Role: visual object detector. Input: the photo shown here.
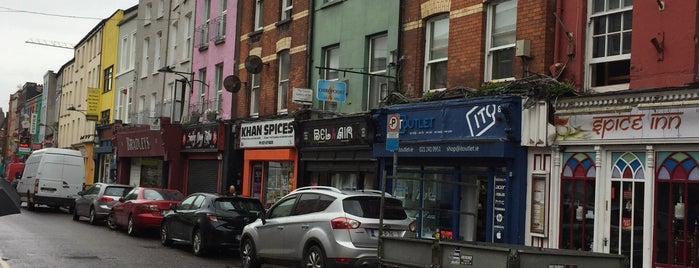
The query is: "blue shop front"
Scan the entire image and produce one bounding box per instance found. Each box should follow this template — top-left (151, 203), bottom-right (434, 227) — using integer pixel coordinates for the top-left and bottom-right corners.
top-left (373, 95), bottom-right (527, 244)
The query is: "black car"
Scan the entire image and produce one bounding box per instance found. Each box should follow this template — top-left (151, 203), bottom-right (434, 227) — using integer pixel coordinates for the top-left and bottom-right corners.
top-left (160, 193), bottom-right (263, 256)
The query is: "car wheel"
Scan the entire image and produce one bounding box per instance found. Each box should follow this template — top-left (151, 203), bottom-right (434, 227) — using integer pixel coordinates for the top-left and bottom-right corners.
top-left (127, 215), bottom-right (138, 236)
top-left (304, 244), bottom-right (326, 268)
top-left (72, 206), bottom-right (80, 221)
top-left (107, 212), bottom-right (118, 230)
top-left (27, 192), bottom-right (35, 211)
top-left (160, 223), bottom-right (173, 246)
top-left (88, 207), bottom-right (98, 225)
top-left (192, 229), bottom-right (206, 256)
top-left (241, 238), bottom-right (261, 268)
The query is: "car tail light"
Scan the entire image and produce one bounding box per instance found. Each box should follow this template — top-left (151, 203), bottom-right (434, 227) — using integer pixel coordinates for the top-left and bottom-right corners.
top-left (34, 180), bottom-right (39, 193)
top-left (409, 220), bottom-right (417, 232)
top-left (98, 196), bottom-right (114, 202)
top-left (331, 217), bottom-right (360, 229)
top-left (207, 214), bottom-right (218, 222)
top-left (334, 258), bottom-right (350, 263)
top-left (139, 204), bottom-right (159, 212)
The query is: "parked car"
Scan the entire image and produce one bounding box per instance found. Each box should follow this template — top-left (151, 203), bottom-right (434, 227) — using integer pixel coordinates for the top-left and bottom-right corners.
top-left (107, 187), bottom-right (184, 236)
top-left (160, 193), bottom-right (263, 256)
top-left (73, 183), bottom-right (133, 225)
top-left (240, 186), bottom-right (416, 268)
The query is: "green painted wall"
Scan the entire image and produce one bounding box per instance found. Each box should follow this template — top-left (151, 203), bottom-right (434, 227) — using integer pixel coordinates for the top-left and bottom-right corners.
top-left (311, 0), bottom-right (400, 114)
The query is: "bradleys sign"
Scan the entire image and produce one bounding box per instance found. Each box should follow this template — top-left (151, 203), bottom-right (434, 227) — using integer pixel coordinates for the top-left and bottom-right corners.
top-left (240, 118), bottom-right (295, 148)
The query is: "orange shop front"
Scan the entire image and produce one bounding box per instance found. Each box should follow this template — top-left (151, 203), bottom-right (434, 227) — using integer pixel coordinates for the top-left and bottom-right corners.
top-left (239, 118), bottom-right (298, 208)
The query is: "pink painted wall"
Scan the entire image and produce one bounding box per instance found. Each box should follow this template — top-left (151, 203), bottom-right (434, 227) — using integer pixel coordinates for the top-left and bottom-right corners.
top-left (191, 0), bottom-right (239, 119)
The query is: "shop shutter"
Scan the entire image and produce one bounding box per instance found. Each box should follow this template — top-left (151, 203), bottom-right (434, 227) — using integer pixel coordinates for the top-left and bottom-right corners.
top-left (187, 160), bottom-right (219, 194)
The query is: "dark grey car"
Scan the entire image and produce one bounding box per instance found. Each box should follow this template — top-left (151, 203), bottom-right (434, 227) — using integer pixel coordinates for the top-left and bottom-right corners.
top-left (73, 183), bottom-right (133, 225)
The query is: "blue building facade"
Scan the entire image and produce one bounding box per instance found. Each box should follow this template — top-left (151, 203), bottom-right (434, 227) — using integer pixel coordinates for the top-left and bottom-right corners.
top-left (373, 95), bottom-right (527, 243)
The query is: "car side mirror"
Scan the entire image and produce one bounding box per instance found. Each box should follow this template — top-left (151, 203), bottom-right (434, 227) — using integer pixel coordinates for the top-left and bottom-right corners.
top-left (77, 191), bottom-right (84, 196)
top-left (258, 211), bottom-right (267, 225)
top-left (118, 197), bottom-right (125, 203)
top-left (170, 204), bottom-right (177, 212)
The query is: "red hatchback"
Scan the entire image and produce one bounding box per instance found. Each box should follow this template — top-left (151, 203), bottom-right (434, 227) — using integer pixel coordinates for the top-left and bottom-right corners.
top-left (107, 187), bottom-right (184, 236)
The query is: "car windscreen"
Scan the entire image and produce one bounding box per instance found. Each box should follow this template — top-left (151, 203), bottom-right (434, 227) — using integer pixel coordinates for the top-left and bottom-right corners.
top-left (342, 197), bottom-right (408, 220)
top-left (143, 189), bottom-right (184, 201)
top-left (215, 198), bottom-right (263, 214)
top-left (104, 186), bottom-right (132, 197)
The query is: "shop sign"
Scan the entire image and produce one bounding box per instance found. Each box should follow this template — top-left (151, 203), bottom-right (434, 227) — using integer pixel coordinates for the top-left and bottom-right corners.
top-left (116, 131), bottom-right (165, 157)
top-left (302, 121), bottom-right (368, 147)
top-left (555, 106), bottom-right (699, 142)
top-left (316, 80), bottom-right (346, 103)
top-left (492, 176), bottom-right (507, 243)
top-left (240, 118), bottom-right (295, 148)
top-left (182, 124), bottom-right (219, 151)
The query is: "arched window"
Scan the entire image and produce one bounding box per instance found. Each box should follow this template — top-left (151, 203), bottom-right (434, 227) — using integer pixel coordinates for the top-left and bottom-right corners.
top-left (559, 152), bottom-right (596, 251)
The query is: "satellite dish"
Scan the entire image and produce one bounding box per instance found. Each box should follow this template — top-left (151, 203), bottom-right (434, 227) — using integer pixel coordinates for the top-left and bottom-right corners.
top-left (245, 55), bottom-right (263, 74)
top-left (223, 75), bottom-right (241, 93)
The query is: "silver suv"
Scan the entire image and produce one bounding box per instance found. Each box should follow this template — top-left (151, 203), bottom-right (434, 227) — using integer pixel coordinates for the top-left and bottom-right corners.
top-left (240, 186), bottom-right (416, 268)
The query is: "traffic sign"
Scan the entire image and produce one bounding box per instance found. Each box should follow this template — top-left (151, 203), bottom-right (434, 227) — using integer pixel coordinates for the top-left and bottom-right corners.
top-left (386, 114), bottom-right (400, 151)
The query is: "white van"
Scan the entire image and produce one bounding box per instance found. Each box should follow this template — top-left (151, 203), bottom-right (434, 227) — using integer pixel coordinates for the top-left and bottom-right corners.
top-left (16, 148), bottom-right (85, 211)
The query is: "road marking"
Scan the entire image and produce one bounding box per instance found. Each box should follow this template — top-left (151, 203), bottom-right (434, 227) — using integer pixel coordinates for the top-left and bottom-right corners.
top-left (0, 258), bottom-right (10, 268)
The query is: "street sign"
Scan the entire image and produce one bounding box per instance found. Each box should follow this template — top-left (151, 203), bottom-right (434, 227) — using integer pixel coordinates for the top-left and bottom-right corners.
top-left (386, 114), bottom-right (400, 151)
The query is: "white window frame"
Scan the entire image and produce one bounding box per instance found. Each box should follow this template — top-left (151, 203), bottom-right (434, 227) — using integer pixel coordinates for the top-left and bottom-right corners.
top-left (277, 50), bottom-right (290, 114)
top-left (485, 0), bottom-right (517, 82)
top-left (144, 3), bottom-right (152, 25)
top-left (150, 93), bottom-right (157, 118)
top-left (198, 68), bottom-right (207, 113)
top-left (168, 21), bottom-right (178, 66)
top-left (367, 34), bottom-right (388, 111)
top-left (281, 0), bottom-right (293, 21)
top-left (585, 0), bottom-right (632, 92)
top-left (157, 0), bottom-right (165, 19)
top-left (154, 31), bottom-right (162, 74)
top-left (183, 12), bottom-right (193, 61)
top-left (254, 0), bottom-right (264, 31)
top-left (141, 37), bottom-right (150, 78)
top-left (129, 31), bottom-right (137, 70)
top-left (214, 63), bottom-right (224, 113)
top-left (424, 15), bottom-right (448, 92)
top-left (218, 0), bottom-right (227, 39)
top-left (119, 35), bottom-right (129, 73)
top-left (322, 45), bottom-right (339, 111)
top-left (250, 73), bottom-right (260, 117)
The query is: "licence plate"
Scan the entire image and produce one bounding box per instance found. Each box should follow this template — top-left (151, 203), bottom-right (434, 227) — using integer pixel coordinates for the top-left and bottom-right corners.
top-left (370, 229), bottom-right (398, 238)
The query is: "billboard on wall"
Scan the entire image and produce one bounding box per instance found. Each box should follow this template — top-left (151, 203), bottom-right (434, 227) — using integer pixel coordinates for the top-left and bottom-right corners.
top-left (86, 88), bottom-right (100, 121)
top-left (239, 118), bottom-right (295, 148)
top-left (555, 106), bottom-right (697, 142)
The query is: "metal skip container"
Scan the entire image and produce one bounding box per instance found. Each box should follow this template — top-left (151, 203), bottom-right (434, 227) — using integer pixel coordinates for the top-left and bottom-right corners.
top-left (380, 237), bottom-right (629, 268)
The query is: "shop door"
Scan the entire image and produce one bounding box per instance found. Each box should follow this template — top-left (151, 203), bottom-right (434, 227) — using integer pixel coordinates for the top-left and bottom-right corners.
top-left (559, 152), bottom-right (597, 251)
top-left (187, 160), bottom-right (219, 194)
top-left (602, 152), bottom-right (647, 268)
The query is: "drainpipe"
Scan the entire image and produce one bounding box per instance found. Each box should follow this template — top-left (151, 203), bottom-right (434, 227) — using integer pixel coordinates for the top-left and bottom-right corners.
top-left (307, 0), bottom-right (315, 91)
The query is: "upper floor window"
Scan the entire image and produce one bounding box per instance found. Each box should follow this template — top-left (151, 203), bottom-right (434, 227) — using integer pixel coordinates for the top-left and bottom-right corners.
top-left (103, 66), bottom-right (114, 93)
top-left (278, 50), bottom-right (290, 114)
top-left (141, 37), bottom-right (150, 78)
top-left (144, 3), bottom-right (152, 25)
top-left (424, 15), bottom-right (448, 92)
top-left (250, 72), bottom-right (260, 116)
top-left (119, 34), bottom-right (131, 73)
top-left (198, 68), bottom-right (207, 113)
top-left (168, 22), bottom-right (178, 66)
top-left (281, 0), bottom-right (293, 21)
top-left (154, 31), bottom-right (163, 73)
top-left (486, 0), bottom-right (516, 81)
top-left (322, 45), bottom-right (339, 111)
top-left (254, 0), bottom-right (264, 31)
top-left (216, 0), bottom-right (227, 40)
top-left (588, 0), bottom-right (632, 90)
top-left (367, 34), bottom-right (388, 110)
top-left (157, 0), bottom-right (165, 18)
top-left (184, 12), bottom-right (193, 60)
top-left (214, 63), bottom-right (224, 113)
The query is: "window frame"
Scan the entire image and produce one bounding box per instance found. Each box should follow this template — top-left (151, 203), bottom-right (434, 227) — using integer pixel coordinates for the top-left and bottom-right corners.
top-left (254, 0), bottom-right (264, 31)
top-left (423, 15), bottom-right (449, 92)
top-left (214, 62), bottom-right (224, 113)
top-left (484, 0), bottom-right (517, 82)
top-left (103, 65), bottom-right (114, 93)
top-left (184, 12), bottom-right (193, 60)
top-left (585, 0), bottom-right (632, 92)
top-left (322, 45), bottom-right (340, 111)
top-left (250, 72), bottom-right (260, 117)
top-left (277, 50), bottom-right (290, 114)
top-left (367, 33), bottom-right (388, 111)
top-left (281, 0), bottom-right (293, 21)
top-left (154, 31), bottom-right (162, 74)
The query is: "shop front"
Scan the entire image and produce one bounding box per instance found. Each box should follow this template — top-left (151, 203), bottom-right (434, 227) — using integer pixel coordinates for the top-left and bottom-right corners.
top-left (94, 123), bottom-right (119, 183)
top-left (180, 122), bottom-right (227, 194)
top-left (552, 87), bottom-right (699, 268)
top-left (298, 114), bottom-right (376, 189)
top-left (114, 119), bottom-right (184, 191)
top-left (373, 95), bottom-right (527, 244)
top-left (239, 118), bottom-right (298, 208)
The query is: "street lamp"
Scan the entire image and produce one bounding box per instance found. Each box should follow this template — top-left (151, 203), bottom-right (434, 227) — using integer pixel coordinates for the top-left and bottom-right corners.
top-left (67, 105), bottom-right (87, 115)
top-left (158, 66), bottom-right (209, 123)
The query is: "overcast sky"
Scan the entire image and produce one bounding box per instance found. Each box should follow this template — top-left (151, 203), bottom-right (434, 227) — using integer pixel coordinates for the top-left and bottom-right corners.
top-left (0, 1), bottom-right (138, 113)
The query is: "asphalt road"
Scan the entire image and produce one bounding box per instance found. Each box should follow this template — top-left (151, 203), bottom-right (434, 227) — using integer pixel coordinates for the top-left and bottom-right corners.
top-left (0, 204), bottom-right (242, 268)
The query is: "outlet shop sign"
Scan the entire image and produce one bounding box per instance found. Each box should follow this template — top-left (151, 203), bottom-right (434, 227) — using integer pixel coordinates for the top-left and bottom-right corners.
top-left (240, 118), bottom-right (295, 148)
